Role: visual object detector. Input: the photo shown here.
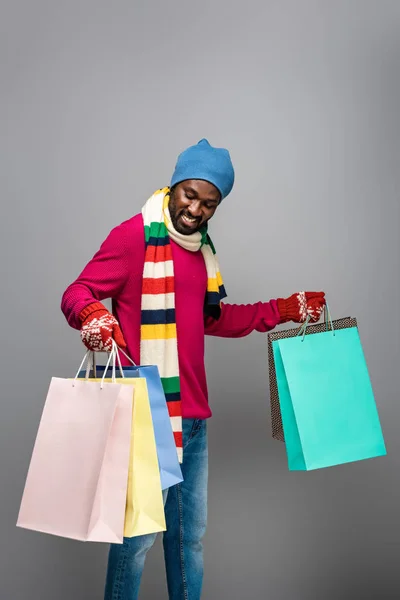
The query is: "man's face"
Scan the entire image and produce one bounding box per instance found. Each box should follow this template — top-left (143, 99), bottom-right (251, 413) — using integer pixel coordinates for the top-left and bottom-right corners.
top-left (168, 180), bottom-right (220, 235)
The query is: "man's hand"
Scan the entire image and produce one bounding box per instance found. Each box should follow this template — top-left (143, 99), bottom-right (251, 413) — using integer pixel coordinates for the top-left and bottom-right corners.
top-left (79, 302), bottom-right (127, 352)
top-left (277, 291), bottom-right (326, 324)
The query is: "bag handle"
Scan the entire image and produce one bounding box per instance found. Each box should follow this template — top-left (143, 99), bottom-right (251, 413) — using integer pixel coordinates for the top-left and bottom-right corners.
top-left (297, 302), bottom-right (335, 341)
top-left (114, 345), bottom-right (137, 367)
top-left (73, 342), bottom-right (130, 388)
top-left (74, 350), bottom-right (92, 383)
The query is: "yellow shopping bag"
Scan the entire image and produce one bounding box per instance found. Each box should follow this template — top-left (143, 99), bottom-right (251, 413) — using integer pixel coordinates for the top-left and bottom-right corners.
top-left (124, 377), bottom-right (166, 537)
top-left (92, 377), bottom-right (166, 537)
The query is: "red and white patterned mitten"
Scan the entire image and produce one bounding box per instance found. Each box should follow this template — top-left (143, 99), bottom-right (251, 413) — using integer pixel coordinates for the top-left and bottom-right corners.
top-left (79, 302), bottom-right (127, 352)
top-left (277, 291), bottom-right (326, 324)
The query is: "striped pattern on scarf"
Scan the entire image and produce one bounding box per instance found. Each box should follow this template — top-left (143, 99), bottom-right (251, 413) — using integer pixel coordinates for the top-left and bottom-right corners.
top-left (141, 187), bottom-right (226, 463)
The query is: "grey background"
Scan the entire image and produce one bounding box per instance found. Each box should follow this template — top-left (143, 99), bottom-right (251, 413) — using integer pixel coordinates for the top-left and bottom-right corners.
top-left (1, 1), bottom-right (399, 598)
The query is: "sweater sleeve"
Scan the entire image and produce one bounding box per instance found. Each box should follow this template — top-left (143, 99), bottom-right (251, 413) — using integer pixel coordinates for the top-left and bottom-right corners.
top-left (204, 300), bottom-right (282, 338)
top-left (61, 222), bottom-right (131, 330)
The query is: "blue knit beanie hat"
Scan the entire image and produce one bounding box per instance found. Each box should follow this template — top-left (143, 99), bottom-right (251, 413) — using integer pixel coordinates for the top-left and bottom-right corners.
top-left (170, 139), bottom-right (234, 201)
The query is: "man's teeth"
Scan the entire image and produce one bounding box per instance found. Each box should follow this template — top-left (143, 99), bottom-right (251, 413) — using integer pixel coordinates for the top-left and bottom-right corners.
top-left (182, 215), bottom-right (196, 224)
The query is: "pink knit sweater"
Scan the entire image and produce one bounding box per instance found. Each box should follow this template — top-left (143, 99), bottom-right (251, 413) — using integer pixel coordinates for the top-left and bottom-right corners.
top-left (61, 214), bottom-right (281, 419)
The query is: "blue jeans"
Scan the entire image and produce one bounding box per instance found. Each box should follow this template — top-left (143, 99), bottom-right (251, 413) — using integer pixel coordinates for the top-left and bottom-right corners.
top-left (104, 418), bottom-right (208, 600)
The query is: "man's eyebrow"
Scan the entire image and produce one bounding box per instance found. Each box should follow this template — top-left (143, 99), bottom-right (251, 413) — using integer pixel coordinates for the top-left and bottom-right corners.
top-left (183, 186), bottom-right (198, 195)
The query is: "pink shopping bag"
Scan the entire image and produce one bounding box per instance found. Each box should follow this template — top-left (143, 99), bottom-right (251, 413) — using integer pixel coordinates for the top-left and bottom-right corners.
top-left (17, 367), bottom-right (134, 543)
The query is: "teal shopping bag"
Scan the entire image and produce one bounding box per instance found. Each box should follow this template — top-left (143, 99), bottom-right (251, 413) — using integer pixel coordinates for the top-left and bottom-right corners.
top-left (272, 320), bottom-right (386, 471)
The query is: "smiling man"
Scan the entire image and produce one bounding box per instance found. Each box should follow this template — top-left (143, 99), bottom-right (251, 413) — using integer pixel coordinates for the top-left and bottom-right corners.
top-left (61, 139), bottom-right (325, 599)
top-left (168, 180), bottom-right (220, 233)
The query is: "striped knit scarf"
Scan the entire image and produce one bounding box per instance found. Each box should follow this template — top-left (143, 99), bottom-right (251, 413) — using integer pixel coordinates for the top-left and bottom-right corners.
top-left (141, 187), bottom-right (226, 463)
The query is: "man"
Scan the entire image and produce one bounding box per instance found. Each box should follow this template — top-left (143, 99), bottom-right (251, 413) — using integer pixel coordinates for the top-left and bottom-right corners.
top-left (61, 139), bottom-right (325, 599)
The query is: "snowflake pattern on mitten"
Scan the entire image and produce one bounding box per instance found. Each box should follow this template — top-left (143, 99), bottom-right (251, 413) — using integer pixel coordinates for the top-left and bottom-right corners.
top-left (278, 291), bottom-right (326, 324)
top-left (80, 312), bottom-right (124, 352)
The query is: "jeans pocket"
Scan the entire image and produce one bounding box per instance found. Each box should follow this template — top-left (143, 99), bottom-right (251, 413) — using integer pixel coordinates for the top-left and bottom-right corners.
top-left (184, 419), bottom-right (202, 448)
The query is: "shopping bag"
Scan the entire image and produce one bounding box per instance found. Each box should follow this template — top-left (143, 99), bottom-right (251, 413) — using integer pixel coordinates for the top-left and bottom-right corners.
top-left (267, 317), bottom-right (358, 441)
top-left (124, 377), bottom-right (166, 537)
top-left (269, 316), bottom-right (386, 470)
top-left (88, 376), bottom-right (166, 537)
top-left (81, 354), bottom-right (183, 491)
top-left (17, 354), bottom-right (134, 542)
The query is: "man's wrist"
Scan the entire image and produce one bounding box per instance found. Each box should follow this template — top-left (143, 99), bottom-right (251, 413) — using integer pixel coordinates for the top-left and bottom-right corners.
top-left (79, 302), bottom-right (108, 325)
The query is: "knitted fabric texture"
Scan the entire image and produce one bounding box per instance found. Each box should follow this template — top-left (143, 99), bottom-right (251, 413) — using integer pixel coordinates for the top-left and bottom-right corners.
top-left (277, 291), bottom-right (325, 323)
top-left (141, 187), bottom-right (226, 463)
top-left (80, 302), bottom-right (127, 351)
top-left (170, 138), bottom-right (234, 200)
